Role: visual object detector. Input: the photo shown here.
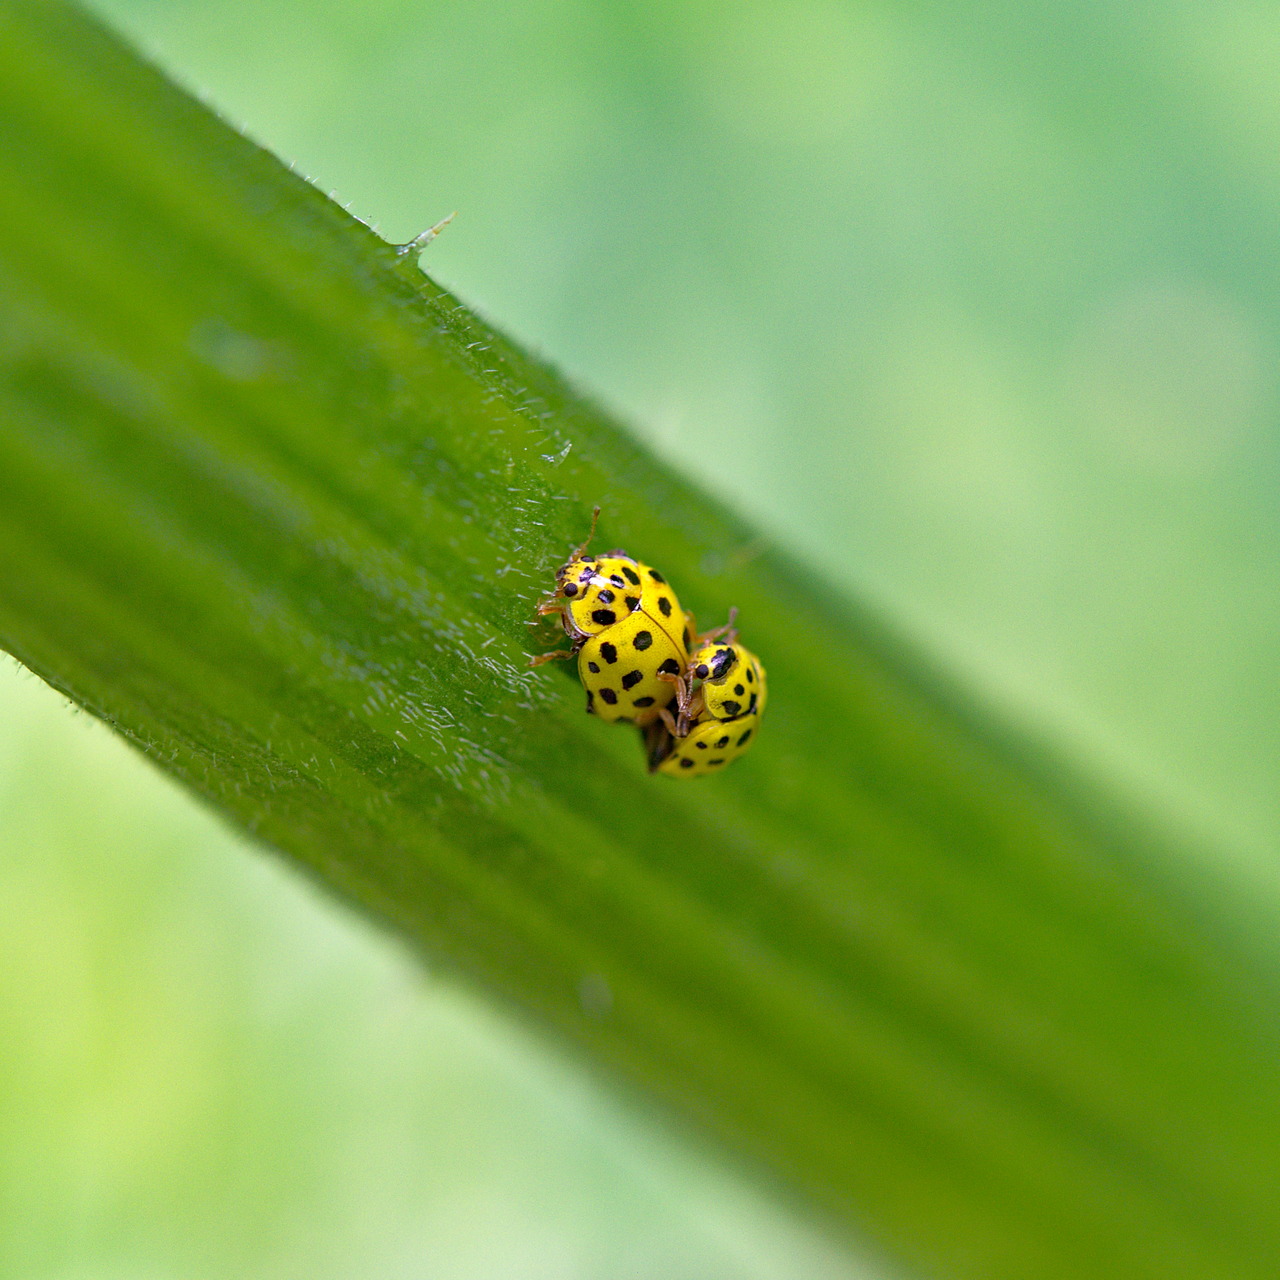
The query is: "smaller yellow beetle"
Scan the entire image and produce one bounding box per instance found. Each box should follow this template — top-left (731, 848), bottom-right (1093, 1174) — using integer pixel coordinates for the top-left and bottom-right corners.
top-left (644, 629), bottom-right (767, 777)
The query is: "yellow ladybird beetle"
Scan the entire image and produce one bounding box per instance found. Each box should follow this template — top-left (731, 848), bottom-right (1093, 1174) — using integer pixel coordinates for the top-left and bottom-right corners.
top-left (532, 508), bottom-right (694, 728)
top-left (644, 631), bottom-right (767, 776)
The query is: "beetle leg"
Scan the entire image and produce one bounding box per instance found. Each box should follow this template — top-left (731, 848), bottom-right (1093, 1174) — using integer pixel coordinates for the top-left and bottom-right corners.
top-left (656, 669), bottom-right (693, 734)
top-left (529, 648), bottom-right (574, 667)
top-left (698, 606), bottom-right (739, 646)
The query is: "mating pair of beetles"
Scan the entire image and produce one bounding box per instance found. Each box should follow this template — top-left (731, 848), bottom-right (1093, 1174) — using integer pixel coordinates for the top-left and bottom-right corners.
top-left (533, 509), bottom-right (766, 776)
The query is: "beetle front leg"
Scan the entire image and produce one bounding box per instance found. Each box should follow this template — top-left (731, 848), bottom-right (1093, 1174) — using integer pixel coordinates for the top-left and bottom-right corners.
top-left (529, 648), bottom-right (574, 667)
top-left (657, 670), bottom-right (697, 737)
top-left (697, 605), bottom-right (739, 646)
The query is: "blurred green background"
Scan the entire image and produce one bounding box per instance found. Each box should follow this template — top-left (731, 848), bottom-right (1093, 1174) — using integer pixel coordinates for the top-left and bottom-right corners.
top-left (4, 0), bottom-right (1279, 1274)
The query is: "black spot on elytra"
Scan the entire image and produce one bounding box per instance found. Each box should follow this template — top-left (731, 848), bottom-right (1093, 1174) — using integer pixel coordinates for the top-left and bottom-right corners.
top-left (592, 609), bottom-right (617, 626)
top-left (633, 630), bottom-right (653, 651)
top-left (657, 658), bottom-right (680, 675)
top-left (716, 735), bottom-right (730, 748)
top-left (587, 661), bottom-right (600, 673)
top-left (737, 728), bottom-right (753, 746)
top-left (747, 692), bottom-right (758, 713)
top-left (708, 758), bottom-right (725, 767)
top-left (734, 683), bottom-right (745, 696)
top-left (745, 667), bottom-right (755, 683)
top-left (610, 574), bottom-right (626, 588)
top-left (721, 700), bottom-right (742, 717)
top-left (600, 642), bottom-right (618, 664)
top-left (649, 569), bottom-right (666, 584)
top-left (625, 595), bottom-right (642, 612)
top-left (695, 741), bottom-right (708, 750)
top-left (679, 757), bottom-right (694, 769)
top-left (633, 696), bottom-right (655, 707)
top-left (658, 595), bottom-right (673, 617)
top-left (622, 566), bottom-right (641, 585)
top-left (597, 588), bottom-right (615, 604)
top-left (621, 670), bottom-right (643, 690)
top-left (599, 688), bottom-right (618, 705)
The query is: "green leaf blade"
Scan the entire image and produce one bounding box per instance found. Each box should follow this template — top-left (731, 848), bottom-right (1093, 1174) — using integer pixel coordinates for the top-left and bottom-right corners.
top-left (3, 4), bottom-right (1280, 1276)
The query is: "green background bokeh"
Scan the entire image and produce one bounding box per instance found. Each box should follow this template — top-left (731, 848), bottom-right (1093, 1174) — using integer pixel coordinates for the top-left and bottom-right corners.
top-left (3, 0), bottom-right (1277, 1274)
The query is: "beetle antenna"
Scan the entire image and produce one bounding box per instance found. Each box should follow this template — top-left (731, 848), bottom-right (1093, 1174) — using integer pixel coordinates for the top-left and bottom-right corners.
top-left (569, 505), bottom-right (601, 561)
